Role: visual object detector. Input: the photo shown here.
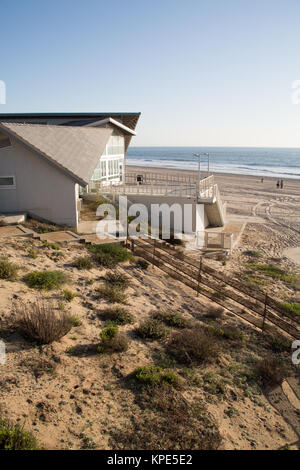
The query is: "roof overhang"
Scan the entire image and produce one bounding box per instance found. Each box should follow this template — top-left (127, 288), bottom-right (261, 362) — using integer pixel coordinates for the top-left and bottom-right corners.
top-left (84, 117), bottom-right (137, 136)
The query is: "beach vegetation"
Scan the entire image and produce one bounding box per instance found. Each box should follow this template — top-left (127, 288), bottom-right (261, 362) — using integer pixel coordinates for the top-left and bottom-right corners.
top-left (24, 270), bottom-right (70, 290)
top-left (136, 318), bottom-right (169, 340)
top-left (0, 259), bottom-right (19, 280)
top-left (17, 301), bottom-right (73, 344)
top-left (0, 419), bottom-right (38, 450)
top-left (98, 306), bottom-right (135, 325)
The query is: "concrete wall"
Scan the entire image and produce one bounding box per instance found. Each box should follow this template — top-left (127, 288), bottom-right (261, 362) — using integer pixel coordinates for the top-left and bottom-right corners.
top-left (0, 140), bottom-right (78, 226)
top-left (113, 194), bottom-right (208, 235)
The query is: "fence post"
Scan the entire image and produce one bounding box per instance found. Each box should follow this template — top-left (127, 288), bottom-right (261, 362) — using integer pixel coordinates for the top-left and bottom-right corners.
top-left (131, 239), bottom-right (135, 253)
top-left (262, 293), bottom-right (268, 331)
top-left (153, 238), bottom-right (156, 266)
top-left (197, 256), bottom-right (203, 297)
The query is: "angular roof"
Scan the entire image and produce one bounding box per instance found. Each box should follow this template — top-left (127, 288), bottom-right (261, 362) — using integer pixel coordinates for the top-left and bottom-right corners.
top-left (0, 122), bottom-right (113, 186)
top-left (0, 112), bottom-right (141, 131)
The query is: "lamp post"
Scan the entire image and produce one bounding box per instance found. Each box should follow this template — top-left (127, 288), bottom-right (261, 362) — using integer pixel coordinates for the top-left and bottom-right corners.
top-left (203, 152), bottom-right (210, 175)
top-left (193, 153), bottom-right (201, 196)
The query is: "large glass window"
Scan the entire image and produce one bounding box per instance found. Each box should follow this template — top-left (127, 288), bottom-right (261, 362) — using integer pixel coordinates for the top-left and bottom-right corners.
top-left (106, 131), bottom-right (124, 156)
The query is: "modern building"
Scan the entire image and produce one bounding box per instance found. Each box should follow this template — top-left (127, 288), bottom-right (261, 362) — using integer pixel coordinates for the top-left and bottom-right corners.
top-left (0, 113), bottom-right (140, 227)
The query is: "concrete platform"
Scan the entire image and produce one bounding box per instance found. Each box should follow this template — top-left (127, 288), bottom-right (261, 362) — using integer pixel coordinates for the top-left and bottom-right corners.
top-left (38, 231), bottom-right (82, 243)
top-left (0, 213), bottom-right (27, 225)
top-left (0, 224), bottom-right (33, 238)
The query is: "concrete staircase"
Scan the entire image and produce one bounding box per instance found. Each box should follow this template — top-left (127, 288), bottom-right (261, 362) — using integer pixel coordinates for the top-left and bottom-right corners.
top-left (198, 183), bottom-right (227, 227)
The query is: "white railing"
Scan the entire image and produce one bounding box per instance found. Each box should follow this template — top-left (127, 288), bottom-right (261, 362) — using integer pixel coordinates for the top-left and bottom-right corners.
top-left (84, 180), bottom-right (198, 198)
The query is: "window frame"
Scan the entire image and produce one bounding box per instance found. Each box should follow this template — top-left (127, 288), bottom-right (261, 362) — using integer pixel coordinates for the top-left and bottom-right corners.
top-left (0, 175), bottom-right (16, 189)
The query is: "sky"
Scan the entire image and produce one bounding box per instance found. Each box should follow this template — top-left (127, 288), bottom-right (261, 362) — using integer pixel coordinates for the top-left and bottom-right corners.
top-left (0, 0), bottom-right (300, 147)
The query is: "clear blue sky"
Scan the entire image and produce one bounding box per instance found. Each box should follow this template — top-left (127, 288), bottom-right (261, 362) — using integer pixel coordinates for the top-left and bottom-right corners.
top-left (1, 0), bottom-right (300, 147)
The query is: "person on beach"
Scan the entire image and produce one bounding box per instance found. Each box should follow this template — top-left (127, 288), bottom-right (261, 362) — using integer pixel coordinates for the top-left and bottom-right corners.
top-left (261, 177), bottom-right (264, 183)
top-left (277, 180), bottom-right (280, 188)
top-left (280, 179), bottom-right (284, 189)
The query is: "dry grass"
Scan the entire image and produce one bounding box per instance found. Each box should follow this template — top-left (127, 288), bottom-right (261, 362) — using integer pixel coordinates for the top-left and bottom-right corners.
top-left (152, 310), bottom-right (192, 328)
top-left (17, 301), bottom-right (73, 344)
top-left (166, 328), bottom-right (219, 365)
top-left (110, 385), bottom-right (222, 450)
top-left (257, 357), bottom-right (287, 387)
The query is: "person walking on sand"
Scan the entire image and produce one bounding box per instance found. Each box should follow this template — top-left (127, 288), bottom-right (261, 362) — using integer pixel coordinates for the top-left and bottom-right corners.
top-left (261, 177), bottom-right (264, 183)
top-left (277, 180), bottom-right (280, 188)
top-left (280, 179), bottom-right (284, 189)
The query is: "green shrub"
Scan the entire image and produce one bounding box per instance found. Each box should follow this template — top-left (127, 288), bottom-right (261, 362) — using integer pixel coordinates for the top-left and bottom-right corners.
top-left (280, 302), bottom-right (300, 317)
top-left (100, 325), bottom-right (118, 340)
top-left (17, 301), bottom-right (73, 344)
top-left (152, 311), bottom-right (192, 328)
top-left (98, 325), bottom-right (128, 354)
top-left (24, 270), bottom-right (70, 290)
top-left (0, 419), bottom-right (38, 450)
top-left (0, 259), bottom-right (19, 280)
top-left (250, 264), bottom-right (298, 283)
top-left (89, 244), bottom-right (132, 264)
top-left (28, 249), bottom-right (38, 259)
top-left (63, 289), bottom-right (77, 302)
top-left (136, 319), bottom-right (168, 340)
top-left (99, 306), bottom-right (135, 325)
top-left (135, 258), bottom-right (149, 270)
top-left (134, 365), bottom-right (182, 388)
top-left (96, 285), bottom-right (127, 304)
top-left (92, 251), bottom-right (118, 268)
top-left (71, 315), bottom-right (82, 327)
top-left (134, 365), bottom-right (163, 385)
top-left (166, 329), bottom-right (219, 365)
top-left (72, 256), bottom-right (93, 270)
top-left (104, 270), bottom-right (130, 290)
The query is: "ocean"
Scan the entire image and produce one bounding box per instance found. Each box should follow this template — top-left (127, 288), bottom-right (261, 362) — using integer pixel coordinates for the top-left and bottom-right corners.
top-left (126, 147), bottom-right (300, 179)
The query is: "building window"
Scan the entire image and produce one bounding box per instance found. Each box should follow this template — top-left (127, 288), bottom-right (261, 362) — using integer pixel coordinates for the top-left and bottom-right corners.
top-left (0, 176), bottom-right (16, 189)
top-left (106, 131), bottom-right (125, 156)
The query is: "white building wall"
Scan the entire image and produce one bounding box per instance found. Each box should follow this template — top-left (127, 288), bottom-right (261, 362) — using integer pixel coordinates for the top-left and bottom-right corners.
top-left (0, 140), bottom-right (78, 226)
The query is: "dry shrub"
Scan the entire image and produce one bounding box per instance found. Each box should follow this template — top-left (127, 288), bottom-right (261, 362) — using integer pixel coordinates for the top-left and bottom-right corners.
top-left (166, 328), bottom-right (219, 365)
top-left (96, 285), bottom-right (127, 304)
top-left (205, 306), bottom-right (224, 320)
top-left (72, 256), bottom-right (93, 270)
top-left (136, 318), bottom-right (168, 340)
top-left (104, 270), bottom-right (131, 290)
top-left (257, 357), bottom-right (287, 387)
top-left (99, 306), bottom-right (135, 325)
top-left (152, 310), bottom-right (192, 328)
top-left (17, 302), bottom-right (73, 344)
top-left (110, 385), bottom-right (221, 450)
top-left (266, 335), bottom-right (291, 353)
top-left (20, 357), bottom-right (56, 379)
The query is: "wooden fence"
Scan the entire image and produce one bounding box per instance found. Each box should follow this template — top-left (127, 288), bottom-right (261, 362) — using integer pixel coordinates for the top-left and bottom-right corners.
top-left (126, 237), bottom-right (300, 340)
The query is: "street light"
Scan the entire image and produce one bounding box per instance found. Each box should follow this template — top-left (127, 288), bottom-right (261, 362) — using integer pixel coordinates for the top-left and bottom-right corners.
top-left (193, 153), bottom-right (201, 196)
